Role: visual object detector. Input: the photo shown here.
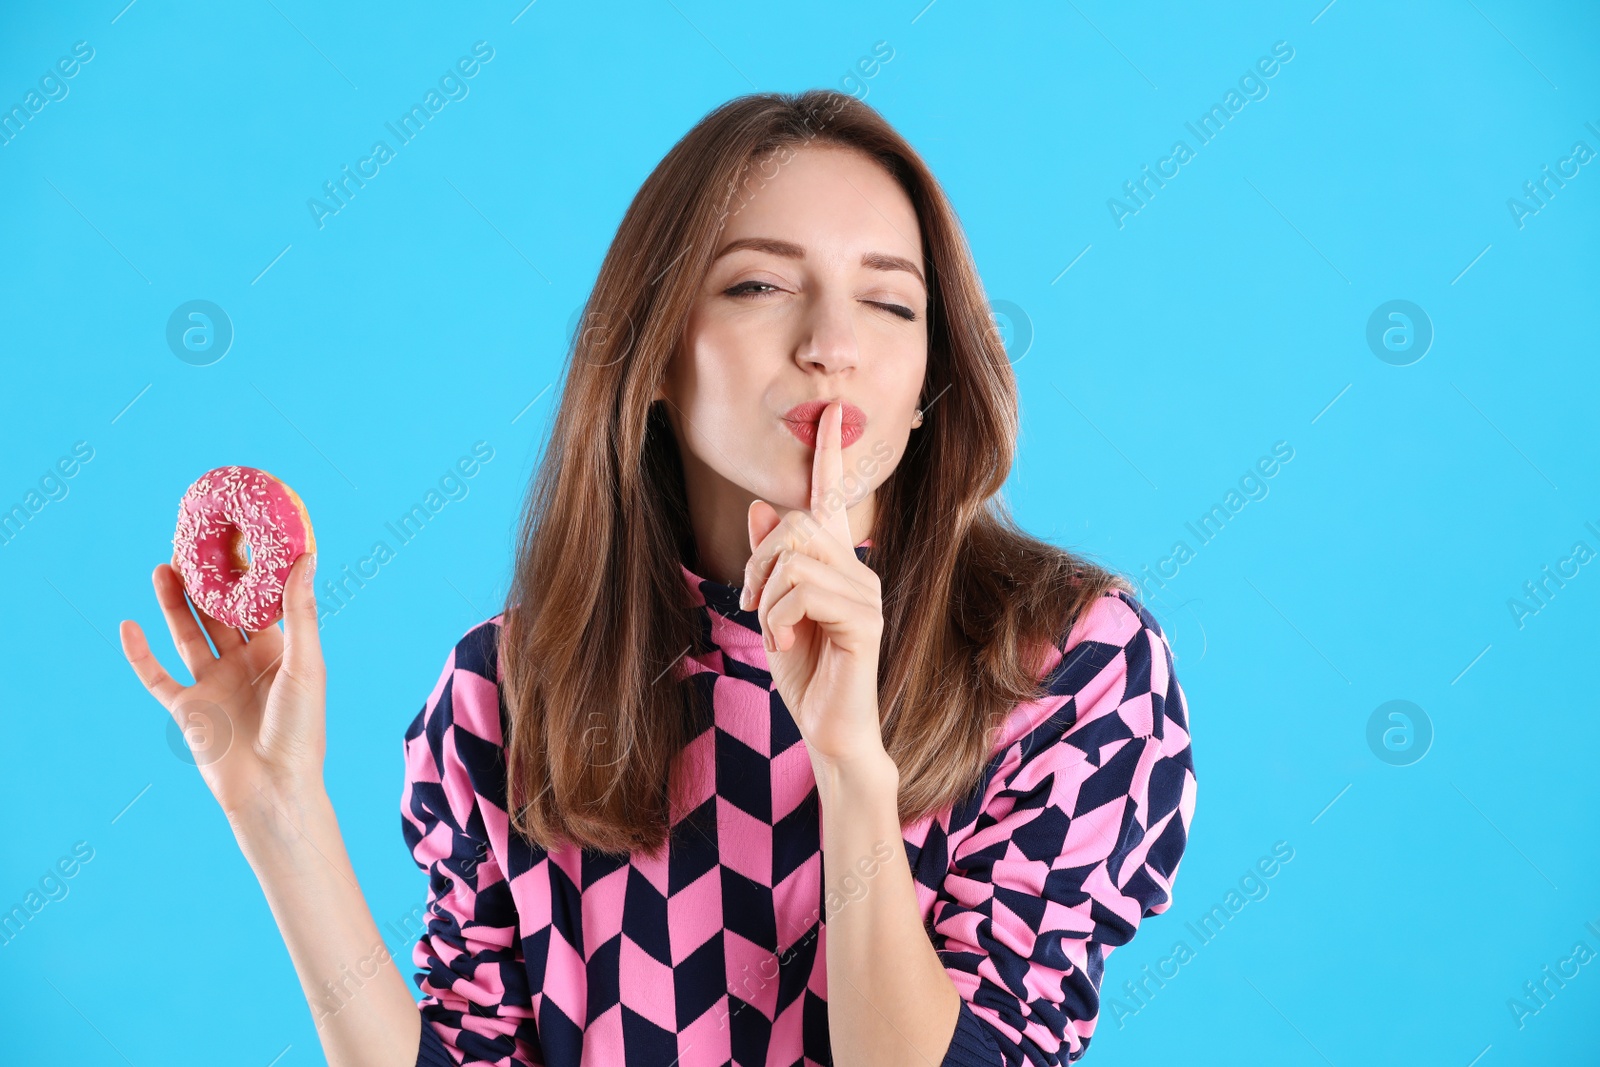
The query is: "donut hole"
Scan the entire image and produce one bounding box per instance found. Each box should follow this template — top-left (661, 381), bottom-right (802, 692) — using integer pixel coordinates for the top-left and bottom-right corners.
top-left (224, 524), bottom-right (253, 575)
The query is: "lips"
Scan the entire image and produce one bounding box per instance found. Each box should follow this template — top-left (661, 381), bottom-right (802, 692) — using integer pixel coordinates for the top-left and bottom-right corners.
top-left (782, 399), bottom-right (866, 448)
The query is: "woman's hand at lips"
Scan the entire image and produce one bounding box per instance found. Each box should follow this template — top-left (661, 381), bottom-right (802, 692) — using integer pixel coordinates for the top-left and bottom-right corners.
top-left (782, 398), bottom-right (866, 449)
top-left (740, 401), bottom-right (886, 768)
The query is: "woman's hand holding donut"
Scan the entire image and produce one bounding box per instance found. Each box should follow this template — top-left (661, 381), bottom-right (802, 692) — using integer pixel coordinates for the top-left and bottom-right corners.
top-left (124, 555), bottom-right (428, 1065)
top-left (120, 552), bottom-right (325, 826)
top-left (740, 402), bottom-right (888, 774)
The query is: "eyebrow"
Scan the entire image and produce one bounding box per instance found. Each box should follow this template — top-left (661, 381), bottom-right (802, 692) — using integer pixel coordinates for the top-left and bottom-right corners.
top-left (711, 236), bottom-right (926, 292)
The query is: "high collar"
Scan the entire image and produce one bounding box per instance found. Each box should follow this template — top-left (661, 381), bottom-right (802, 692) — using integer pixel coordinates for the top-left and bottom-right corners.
top-left (678, 538), bottom-right (875, 654)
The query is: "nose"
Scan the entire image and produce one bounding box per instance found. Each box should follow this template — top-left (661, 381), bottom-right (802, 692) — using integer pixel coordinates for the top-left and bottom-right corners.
top-left (793, 293), bottom-right (860, 376)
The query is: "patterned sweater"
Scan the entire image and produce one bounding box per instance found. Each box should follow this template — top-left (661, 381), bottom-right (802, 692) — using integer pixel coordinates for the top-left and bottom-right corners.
top-left (402, 542), bottom-right (1197, 1066)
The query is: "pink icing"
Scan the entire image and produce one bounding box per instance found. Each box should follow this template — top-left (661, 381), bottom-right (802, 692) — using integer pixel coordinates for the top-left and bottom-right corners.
top-left (170, 465), bottom-right (314, 631)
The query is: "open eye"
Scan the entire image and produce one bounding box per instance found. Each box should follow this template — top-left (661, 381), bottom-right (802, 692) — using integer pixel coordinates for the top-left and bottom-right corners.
top-left (725, 280), bottom-right (780, 298)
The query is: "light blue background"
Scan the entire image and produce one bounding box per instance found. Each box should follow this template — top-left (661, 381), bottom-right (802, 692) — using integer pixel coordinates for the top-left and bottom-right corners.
top-left (2, 1), bottom-right (1596, 1064)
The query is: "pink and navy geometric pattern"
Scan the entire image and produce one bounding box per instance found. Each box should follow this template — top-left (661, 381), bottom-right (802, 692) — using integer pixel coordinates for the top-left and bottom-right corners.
top-left (402, 544), bottom-right (1196, 1066)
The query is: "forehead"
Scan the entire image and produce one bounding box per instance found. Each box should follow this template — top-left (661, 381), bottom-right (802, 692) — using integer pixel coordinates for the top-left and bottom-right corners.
top-left (717, 143), bottom-right (923, 265)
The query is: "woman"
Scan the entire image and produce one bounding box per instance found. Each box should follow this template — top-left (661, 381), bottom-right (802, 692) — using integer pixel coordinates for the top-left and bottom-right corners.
top-left (121, 89), bottom-right (1196, 1066)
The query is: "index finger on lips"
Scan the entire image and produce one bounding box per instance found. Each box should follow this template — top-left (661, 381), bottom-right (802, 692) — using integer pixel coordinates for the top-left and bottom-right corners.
top-left (741, 405), bottom-right (854, 609)
top-left (809, 402), bottom-right (854, 555)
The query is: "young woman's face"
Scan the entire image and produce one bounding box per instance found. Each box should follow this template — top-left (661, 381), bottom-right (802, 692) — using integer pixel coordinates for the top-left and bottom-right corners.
top-left (659, 142), bottom-right (929, 533)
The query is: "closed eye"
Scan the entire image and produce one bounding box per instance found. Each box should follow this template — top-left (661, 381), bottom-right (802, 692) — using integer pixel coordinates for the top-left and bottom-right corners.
top-left (723, 280), bottom-right (918, 322)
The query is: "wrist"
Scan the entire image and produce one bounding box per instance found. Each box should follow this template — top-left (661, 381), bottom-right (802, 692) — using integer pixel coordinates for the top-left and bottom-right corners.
top-left (228, 779), bottom-right (336, 865)
top-left (811, 746), bottom-right (898, 803)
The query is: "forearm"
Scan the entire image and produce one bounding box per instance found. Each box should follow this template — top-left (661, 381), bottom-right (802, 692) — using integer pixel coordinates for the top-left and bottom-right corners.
top-left (813, 750), bottom-right (962, 1067)
top-left (231, 785), bottom-right (422, 1067)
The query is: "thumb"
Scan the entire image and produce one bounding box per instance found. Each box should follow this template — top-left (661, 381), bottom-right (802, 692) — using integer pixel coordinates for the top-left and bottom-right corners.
top-left (280, 551), bottom-right (323, 685)
top-left (747, 498), bottom-right (781, 553)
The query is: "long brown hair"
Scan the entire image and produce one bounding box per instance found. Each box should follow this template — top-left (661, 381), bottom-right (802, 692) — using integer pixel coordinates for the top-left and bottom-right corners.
top-left (498, 88), bottom-right (1132, 857)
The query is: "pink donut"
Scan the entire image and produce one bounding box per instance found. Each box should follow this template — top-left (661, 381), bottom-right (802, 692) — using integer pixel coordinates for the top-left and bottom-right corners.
top-left (170, 465), bottom-right (316, 631)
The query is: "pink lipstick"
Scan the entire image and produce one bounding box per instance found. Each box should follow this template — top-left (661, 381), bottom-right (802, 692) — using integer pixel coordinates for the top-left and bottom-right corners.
top-left (782, 399), bottom-right (866, 448)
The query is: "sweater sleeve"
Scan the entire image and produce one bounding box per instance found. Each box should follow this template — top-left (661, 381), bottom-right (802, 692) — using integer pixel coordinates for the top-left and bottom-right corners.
top-left (402, 623), bottom-right (544, 1067)
top-left (934, 592), bottom-right (1197, 1065)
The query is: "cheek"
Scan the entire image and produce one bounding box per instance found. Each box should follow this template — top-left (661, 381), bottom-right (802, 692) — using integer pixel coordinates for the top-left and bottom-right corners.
top-left (698, 310), bottom-right (772, 360)
top-left (674, 333), bottom-right (764, 441)
top-left (873, 345), bottom-right (927, 406)
top-left (687, 321), bottom-right (778, 403)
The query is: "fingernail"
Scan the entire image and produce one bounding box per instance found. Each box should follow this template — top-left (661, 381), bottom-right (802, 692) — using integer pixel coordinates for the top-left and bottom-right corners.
top-left (304, 552), bottom-right (317, 587)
